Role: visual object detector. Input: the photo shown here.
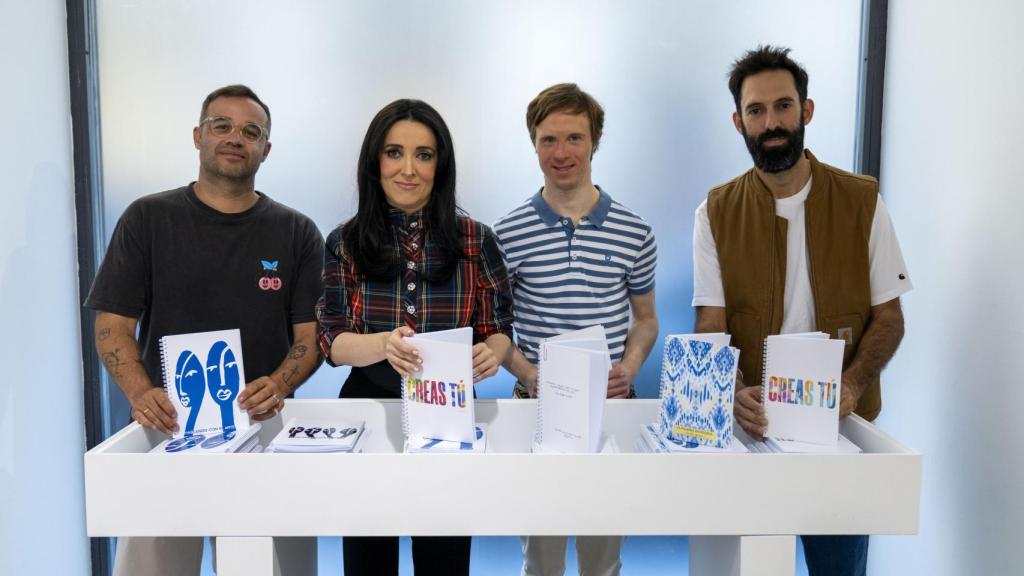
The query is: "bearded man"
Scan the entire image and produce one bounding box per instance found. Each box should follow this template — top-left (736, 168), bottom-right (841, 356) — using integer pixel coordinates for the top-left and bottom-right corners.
top-left (691, 46), bottom-right (912, 576)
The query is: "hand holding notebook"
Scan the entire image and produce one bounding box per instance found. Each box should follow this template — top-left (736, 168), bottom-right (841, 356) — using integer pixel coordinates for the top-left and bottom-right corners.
top-left (157, 329), bottom-right (252, 453)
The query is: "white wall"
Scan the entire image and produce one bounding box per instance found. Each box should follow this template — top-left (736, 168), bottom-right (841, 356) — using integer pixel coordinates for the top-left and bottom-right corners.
top-left (0, 0), bottom-right (91, 574)
top-left (95, 0), bottom-right (863, 401)
top-left (870, 1), bottom-right (1024, 574)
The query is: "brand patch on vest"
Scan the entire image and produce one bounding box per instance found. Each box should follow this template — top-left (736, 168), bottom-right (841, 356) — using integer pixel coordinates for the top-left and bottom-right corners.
top-left (837, 327), bottom-right (853, 346)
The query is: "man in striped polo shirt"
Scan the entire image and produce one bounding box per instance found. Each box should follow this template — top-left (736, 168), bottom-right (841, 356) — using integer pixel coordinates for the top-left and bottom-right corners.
top-left (494, 83), bottom-right (659, 576)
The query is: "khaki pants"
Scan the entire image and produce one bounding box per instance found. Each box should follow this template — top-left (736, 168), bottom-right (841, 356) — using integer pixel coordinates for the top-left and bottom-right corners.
top-left (521, 535), bottom-right (623, 576)
top-left (112, 536), bottom-right (209, 576)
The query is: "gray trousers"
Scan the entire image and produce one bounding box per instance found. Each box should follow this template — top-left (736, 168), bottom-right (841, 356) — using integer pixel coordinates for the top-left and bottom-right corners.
top-left (521, 535), bottom-right (623, 576)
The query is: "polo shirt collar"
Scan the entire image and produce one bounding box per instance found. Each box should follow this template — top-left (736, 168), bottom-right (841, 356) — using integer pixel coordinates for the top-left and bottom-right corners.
top-left (530, 186), bottom-right (613, 228)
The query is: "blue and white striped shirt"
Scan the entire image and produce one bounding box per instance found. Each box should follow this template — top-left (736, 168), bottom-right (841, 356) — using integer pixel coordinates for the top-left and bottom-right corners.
top-left (494, 188), bottom-right (657, 396)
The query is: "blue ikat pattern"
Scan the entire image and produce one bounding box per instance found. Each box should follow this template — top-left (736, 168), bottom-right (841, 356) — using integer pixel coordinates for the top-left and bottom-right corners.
top-left (656, 335), bottom-right (738, 449)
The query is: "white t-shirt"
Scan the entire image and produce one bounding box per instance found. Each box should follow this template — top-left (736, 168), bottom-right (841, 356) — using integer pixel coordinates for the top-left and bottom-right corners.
top-left (691, 176), bottom-right (912, 334)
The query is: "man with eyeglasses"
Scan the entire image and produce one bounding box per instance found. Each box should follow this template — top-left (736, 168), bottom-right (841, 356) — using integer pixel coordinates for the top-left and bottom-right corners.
top-left (85, 84), bottom-right (324, 576)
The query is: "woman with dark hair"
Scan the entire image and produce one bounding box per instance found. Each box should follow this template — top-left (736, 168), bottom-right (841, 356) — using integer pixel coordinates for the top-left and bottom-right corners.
top-left (315, 99), bottom-right (514, 576)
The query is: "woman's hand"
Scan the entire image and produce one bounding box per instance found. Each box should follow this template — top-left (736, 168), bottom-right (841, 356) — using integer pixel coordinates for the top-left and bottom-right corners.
top-left (383, 327), bottom-right (421, 378)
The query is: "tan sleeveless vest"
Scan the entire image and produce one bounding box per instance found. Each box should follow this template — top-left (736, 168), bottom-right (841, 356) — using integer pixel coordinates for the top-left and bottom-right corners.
top-left (707, 150), bottom-right (883, 421)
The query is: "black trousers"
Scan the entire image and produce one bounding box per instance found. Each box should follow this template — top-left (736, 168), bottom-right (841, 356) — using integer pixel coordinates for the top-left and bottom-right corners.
top-left (342, 535), bottom-right (471, 576)
top-left (339, 363), bottom-right (472, 576)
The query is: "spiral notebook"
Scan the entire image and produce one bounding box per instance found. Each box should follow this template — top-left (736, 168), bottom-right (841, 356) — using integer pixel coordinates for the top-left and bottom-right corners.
top-left (158, 329), bottom-right (251, 450)
top-left (534, 325), bottom-right (610, 453)
top-left (655, 333), bottom-right (739, 449)
top-left (269, 418), bottom-right (366, 453)
top-left (150, 423), bottom-right (262, 454)
top-left (405, 423), bottom-right (488, 453)
top-left (761, 332), bottom-right (845, 446)
top-left (401, 327), bottom-right (476, 445)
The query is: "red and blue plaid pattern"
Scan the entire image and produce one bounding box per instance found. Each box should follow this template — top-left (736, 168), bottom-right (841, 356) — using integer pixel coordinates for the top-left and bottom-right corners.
top-left (317, 209), bottom-right (514, 363)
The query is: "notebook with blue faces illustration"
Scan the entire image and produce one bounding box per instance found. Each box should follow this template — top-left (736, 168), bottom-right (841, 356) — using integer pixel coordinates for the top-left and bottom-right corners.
top-left (159, 328), bottom-right (251, 451)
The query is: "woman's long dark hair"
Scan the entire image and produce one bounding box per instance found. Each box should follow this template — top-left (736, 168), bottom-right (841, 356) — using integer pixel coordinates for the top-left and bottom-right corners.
top-left (341, 99), bottom-right (464, 281)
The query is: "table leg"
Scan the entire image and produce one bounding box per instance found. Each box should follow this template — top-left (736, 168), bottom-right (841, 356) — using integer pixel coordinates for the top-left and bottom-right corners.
top-left (689, 535), bottom-right (796, 576)
top-left (215, 536), bottom-right (317, 576)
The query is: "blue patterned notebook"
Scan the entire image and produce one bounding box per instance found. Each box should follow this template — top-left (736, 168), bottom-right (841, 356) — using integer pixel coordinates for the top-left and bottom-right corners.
top-left (656, 333), bottom-right (739, 449)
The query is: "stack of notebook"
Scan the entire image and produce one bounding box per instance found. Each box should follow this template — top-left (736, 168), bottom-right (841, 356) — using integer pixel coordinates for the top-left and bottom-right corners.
top-left (404, 424), bottom-right (487, 453)
top-left (400, 327), bottom-right (480, 452)
top-left (635, 422), bottom-right (748, 453)
top-left (150, 423), bottom-right (262, 454)
top-left (758, 332), bottom-right (860, 453)
top-left (268, 418), bottom-right (366, 453)
top-left (643, 333), bottom-right (740, 453)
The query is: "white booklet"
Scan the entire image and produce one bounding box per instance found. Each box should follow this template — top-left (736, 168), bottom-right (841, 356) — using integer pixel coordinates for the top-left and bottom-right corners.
top-left (159, 328), bottom-right (250, 443)
top-left (269, 418), bottom-right (365, 453)
top-left (150, 423), bottom-right (261, 454)
top-left (765, 434), bottom-right (861, 454)
top-left (534, 325), bottom-right (611, 453)
top-left (405, 423), bottom-right (487, 453)
top-left (401, 327), bottom-right (476, 444)
top-left (761, 332), bottom-right (845, 446)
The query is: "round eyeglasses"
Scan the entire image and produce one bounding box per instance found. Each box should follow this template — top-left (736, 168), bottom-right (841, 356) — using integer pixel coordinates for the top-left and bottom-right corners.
top-left (200, 116), bottom-right (268, 142)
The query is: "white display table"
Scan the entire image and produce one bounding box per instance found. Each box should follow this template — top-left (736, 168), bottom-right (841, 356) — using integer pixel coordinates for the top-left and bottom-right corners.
top-left (84, 399), bottom-right (921, 576)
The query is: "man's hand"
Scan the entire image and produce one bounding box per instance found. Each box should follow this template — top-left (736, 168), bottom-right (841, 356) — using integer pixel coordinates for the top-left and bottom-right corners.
top-left (472, 342), bottom-right (499, 383)
top-left (522, 363), bottom-right (540, 397)
top-left (839, 374), bottom-right (863, 418)
top-left (238, 375), bottom-right (288, 421)
top-left (734, 385), bottom-right (768, 439)
top-left (129, 387), bottom-right (178, 435)
top-left (607, 362), bottom-right (635, 398)
top-left (383, 327), bottom-right (420, 378)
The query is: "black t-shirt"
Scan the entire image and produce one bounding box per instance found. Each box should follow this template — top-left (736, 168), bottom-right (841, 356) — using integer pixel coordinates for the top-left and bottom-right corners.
top-left (85, 184), bottom-right (324, 389)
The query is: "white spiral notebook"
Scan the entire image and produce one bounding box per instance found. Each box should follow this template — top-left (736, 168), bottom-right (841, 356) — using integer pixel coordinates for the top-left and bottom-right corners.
top-left (534, 325), bottom-right (610, 453)
top-left (158, 328), bottom-right (251, 450)
top-left (761, 332), bottom-right (845, 446)
top-left (401, 327), bottom-right (476, 445)
top-left (269, 418), bottom-right (366, 453)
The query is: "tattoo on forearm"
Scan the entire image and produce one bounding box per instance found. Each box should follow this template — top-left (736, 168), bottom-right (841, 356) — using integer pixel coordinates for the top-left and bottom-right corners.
top-left (101, 348), bottom-right (126, 377)
top-left (97, 327), bottom-right (111, 341)
top-left (281, 364), bottom-right (300, 384)
top-left (101, 347), bottom-right (143, 380)
top-left (288, 344), bottom-right (308, 360)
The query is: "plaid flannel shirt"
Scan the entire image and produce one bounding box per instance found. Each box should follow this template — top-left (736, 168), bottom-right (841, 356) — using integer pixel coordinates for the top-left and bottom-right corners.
top-left (317, 208), bottom-right (514, 363)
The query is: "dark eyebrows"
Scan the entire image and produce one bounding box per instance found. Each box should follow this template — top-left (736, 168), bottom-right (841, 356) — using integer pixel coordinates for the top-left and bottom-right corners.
top-left (744, 96), bottom-right (796, 113)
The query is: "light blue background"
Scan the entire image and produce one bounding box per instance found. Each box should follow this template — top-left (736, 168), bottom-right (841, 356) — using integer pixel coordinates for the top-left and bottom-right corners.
top-left (10, 1), bottom-right (1022, 575)
top-left (95, 0), bottom-right (861, 408)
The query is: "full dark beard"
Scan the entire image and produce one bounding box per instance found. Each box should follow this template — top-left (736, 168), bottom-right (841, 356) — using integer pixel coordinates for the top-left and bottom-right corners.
top-left (743, 122), bottom-right (805, 174)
